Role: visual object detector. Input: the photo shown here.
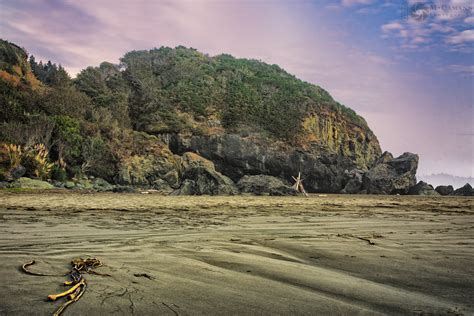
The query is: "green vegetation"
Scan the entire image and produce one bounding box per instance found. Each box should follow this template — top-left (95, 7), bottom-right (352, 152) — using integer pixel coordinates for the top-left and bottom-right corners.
top-left (0, 39), bottom-right (374, 183)
top-left (120, 47), bottom-right (368, 139)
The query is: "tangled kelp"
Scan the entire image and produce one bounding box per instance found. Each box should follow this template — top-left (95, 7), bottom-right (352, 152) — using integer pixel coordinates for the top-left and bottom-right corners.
top-left (22, 258), bottom-right (110, 315)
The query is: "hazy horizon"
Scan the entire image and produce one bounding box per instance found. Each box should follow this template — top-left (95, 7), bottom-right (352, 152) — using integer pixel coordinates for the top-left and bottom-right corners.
top-left (1, 0), bottom-right (472, 178)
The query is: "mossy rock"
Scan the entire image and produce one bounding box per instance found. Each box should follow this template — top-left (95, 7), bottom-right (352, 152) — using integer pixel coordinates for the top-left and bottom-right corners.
top-left (92, 178), bottom-right (114, 191)
top-left (162, 170), bottom-right (180, 188)
top-left (76, 179), bottom-right (93, 189)
top-left (65, 181), bottom-right (76, 189)
top-left (180, 152), bottom-right (215, 171)
top-left (12, 177), bottom-right (54, 189)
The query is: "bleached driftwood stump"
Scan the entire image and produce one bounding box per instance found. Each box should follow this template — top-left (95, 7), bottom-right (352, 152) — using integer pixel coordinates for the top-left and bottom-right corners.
top-left (292, 172), bottom-right (308, 197)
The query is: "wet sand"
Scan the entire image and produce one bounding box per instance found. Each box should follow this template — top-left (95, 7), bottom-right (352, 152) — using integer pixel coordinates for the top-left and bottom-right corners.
top-left (0, 192), bottom-right (473, 315)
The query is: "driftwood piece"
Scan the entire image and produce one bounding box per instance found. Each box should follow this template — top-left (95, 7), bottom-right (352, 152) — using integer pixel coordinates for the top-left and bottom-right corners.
top-left (292, 172), bottom-right (308, 197)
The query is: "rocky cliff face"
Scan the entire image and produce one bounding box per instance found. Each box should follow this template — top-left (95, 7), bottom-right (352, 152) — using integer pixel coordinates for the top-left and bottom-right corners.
top-left (300, 107), bottom-right (381, 168)
top-left (157, 100), bottom-right (382, 193)
top-left (164, 132), bottom-right (368, 193)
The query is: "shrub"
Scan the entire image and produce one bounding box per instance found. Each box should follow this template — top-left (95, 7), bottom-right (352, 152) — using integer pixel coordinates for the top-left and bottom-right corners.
top-left (0, 143), bottom-right (21, 180)
top-left (52, 115), bottom-right (84, 164)
top-left (51, 163), bottom-right (67, 181)
top-left (22, 144), bottom-right (53, 180)
top-left (1, 143), bottom-right (22, 168)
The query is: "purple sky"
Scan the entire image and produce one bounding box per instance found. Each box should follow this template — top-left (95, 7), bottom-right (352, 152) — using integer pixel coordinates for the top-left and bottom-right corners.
top-left (0, 0), bottom-right (472, 178)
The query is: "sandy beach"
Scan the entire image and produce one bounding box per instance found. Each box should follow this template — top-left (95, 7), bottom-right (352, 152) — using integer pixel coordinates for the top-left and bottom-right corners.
top-left (0, 192), bottom-right (473, 315)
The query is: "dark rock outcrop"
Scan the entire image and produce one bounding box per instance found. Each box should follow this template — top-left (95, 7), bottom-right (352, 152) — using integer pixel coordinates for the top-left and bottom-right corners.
top-left (237, 175), bottom-right (296, 196)
top-left (363, 152), bottom-right (418, 195)
top-left (435, 185), bottom-right (454, 196)
top-left (180, 152), bottom-right (215, 171)
top-left (92, 178), bottom-right (115, 192)
top-left (172, 166), bottom-right (238, 195)
top-left (408, 181), bottom-right (439, 196)
top-left (172, 154), bottom-right (238, 195)
top-left (452, 183), bottom-right (473, 196)
top-left (151, 179), bottom-right (173, 194)
top-left (375, 151), bottom-right (394, 164)
top-left (166, 133), bottom-right (359, 193)
top-left (341, 169), bottom-right (364, 194)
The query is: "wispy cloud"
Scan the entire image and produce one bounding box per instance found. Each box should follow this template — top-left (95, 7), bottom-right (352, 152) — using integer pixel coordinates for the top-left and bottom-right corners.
top-left (341, 0), bottom-right (374, 6)
top-left (446, 29), bottom-right (474, 43)
top-left (382, 22), bottom-right (404, 32)
top-left (437, 64), bottom-right (474, 75)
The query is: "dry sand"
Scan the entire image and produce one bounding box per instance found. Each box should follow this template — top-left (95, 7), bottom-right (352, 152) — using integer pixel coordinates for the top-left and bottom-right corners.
top-left (0, 192), bottom-right (473, 315)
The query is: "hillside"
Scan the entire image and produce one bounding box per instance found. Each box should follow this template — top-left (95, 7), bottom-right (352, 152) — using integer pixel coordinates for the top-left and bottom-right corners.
top-left (116, 47), bottom-right (381, 167)
top-left (0, 39), bottom-right (385, 193)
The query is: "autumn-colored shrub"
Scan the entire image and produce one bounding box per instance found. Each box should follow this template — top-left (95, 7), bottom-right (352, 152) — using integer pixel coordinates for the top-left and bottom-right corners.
top-left (1, 143), bottom-right (22, 168)
top-left (23, 144), bottom-right (53, 180)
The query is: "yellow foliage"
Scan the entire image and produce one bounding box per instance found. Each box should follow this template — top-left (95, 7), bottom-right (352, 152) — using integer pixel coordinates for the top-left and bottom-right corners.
top-left (25, 144), bottom-right (53, 180)
top-left (57, 157), bottom-right (67, 170)
top-left (12, 65), bottom-right (22, 76)
top-left (1, 143), bottom-right (22, 168)
top-left (0, 70), bottom-right (20, 86)
top-left (25, 71), bottom-right (43, 91)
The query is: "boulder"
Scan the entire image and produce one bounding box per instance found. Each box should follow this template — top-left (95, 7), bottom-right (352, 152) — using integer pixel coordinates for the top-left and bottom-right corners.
top-left (161, 170), bottom-right (180, 189)
top-left (10, 177), bottom-right (54, 189)
top-left (152, 179), bottom-right (173, 194)
top-left (52, 180), bottom-right (65, 188)
top-left (435, 185), bottom-right (454, 196)
top-left (452, 183), bottom-right (473, 196)
top-left (341, 169), bottom-right (364, 194)
top-left (0, 164), bottom-right (26, 181)
top-left (75, 179), bottom-right (93, 190)
top-left (64, 181), bottom-right (76, 189)
top-left (363, 152), bottom-right (418, 195)
top-left (237, 175), bottom-right (297, 196)
top-left (172, 152), bottom-right (238, 195)
top-left (92, 178), bottom-right (115, 192)
top-left (173, 165), bottom-right (238, 196)
top-left (180, 152), bottom-right (215, 171)
top-left (171, 179), bottom-right (195, 195)
top-left (408, 181), bottom-right (439, 196)
top-left (0, 181), bottom-right (9, 189)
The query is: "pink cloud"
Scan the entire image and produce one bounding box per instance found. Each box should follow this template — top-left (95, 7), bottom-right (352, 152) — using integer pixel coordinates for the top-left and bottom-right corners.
top-left (446, 29), bottom-right (474, 44)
